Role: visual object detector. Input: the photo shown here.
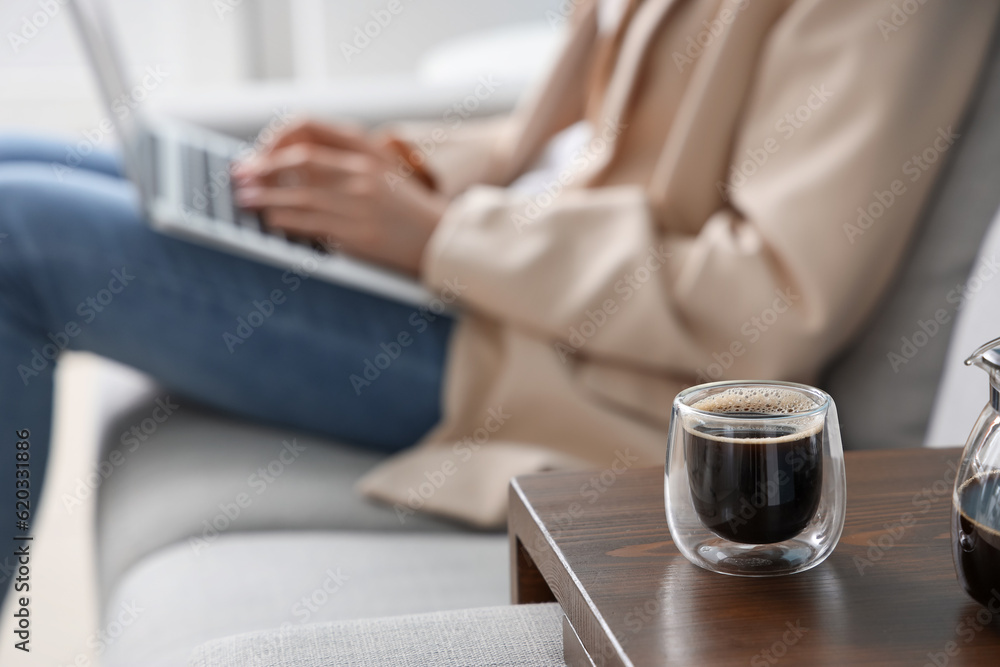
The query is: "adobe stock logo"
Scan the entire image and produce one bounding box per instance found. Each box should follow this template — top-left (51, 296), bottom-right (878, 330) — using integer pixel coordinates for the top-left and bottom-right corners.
top-left (222, 291), bottom-right (288, 353)
top-left (339, 0), bottom-right (409, 62)
top-left (384, 77), bottom-right (504, 191)
top-left (7, 0), bottom-right (67, 54)
top-left (717, 84), bottom-right (834, 203)
top-left (393, 407), bottom-right (511, 523)
top-left (349, 279), bottom-right (466, 395)
top-left (53, 66), bottom-right (170, 182)
top-left (554, 244), bottom-right (671, 362)
top-left (844, 126), bottom-right (959, 244)
top-left (877, 0), bottom-right (929, 41)
top-left (17, 267), bottom-right (135, 385)
top-left (750, 620), bottom-right (809, 667)
top-left (213, 0), bottom-right (246, 21)
top-left (671, 0), bottom-right (752, 72)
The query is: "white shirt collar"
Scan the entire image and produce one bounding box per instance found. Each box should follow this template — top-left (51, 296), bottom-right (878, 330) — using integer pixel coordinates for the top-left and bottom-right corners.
top-left (597, 0), bottom-right (631, 34)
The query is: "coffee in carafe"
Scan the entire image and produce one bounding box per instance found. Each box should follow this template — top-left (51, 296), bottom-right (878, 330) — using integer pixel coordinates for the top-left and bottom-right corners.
top-left (951, 337), bottom-right (1000, 608)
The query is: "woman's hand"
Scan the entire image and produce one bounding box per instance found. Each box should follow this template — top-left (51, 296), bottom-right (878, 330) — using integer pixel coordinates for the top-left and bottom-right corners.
top-left (231, 120), bottom-right (448, 277)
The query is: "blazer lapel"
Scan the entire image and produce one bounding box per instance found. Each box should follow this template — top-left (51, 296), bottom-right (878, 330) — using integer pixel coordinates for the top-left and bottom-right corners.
top-left (499, 1), bottom-right (600, 182)
top-left (500, 0), bottom-right (682, 187)
top-left (581, 0), bottom-right (682, 182)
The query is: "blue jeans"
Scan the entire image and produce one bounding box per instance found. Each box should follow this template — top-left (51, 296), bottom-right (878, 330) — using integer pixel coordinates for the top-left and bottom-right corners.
top-left (0, 134), bottom-right (453, 602)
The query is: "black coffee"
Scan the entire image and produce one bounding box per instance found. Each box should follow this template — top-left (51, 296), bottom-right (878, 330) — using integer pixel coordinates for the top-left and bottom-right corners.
top-left (684, 389), bottom-right (823, 544)
top-left (954, 472), bottom-right (1000, 608)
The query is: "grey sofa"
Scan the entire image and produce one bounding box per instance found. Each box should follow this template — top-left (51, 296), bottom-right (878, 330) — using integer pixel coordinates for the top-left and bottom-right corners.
top-left (89, 16), bottom-right (1000, 667)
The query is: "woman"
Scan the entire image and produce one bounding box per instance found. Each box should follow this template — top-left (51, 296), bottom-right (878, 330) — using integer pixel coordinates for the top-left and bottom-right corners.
top-left (1, 0), bottom-right (997, 602)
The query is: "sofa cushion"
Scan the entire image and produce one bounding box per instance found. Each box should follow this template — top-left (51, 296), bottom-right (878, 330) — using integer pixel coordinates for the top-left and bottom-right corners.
top-left (821, 20), bottom-right (1000, 450)
top-left (100, 531), bottom-right (510, 667)
top-left (189, 603), bottom-right (565, 667)
top-left (96, 398), bottom-right (472, 600)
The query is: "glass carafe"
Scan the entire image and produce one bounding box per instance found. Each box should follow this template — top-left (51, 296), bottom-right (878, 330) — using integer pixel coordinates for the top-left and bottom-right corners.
top-left (952, 336), bottom-right (1000, 609)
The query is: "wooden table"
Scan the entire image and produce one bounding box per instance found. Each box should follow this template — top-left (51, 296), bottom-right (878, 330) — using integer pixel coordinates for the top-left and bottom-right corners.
top-left (509, 448), bottom-right (1000, 666)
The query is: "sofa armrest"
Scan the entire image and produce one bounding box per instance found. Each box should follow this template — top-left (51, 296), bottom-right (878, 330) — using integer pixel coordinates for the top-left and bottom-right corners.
top-left (188, 603), bottom-right (564, 667)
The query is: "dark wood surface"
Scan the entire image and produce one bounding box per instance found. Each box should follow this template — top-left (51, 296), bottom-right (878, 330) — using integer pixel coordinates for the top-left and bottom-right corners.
top-left (509, 448), bottom-right (1000, 666)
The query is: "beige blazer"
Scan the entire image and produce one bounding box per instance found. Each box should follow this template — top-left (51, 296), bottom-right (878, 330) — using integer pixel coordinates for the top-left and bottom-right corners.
top-left (359, 0), bottom-right (1000, 528)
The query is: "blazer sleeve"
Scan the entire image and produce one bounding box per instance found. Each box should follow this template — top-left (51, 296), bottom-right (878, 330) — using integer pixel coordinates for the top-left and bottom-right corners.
top-left (419, 0), bottom-right (999, 381)
top-left (377, 115), bottom-right (520, 199)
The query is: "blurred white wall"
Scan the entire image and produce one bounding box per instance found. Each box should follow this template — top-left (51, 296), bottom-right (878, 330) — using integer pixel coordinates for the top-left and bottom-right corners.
top-left (304, 0), bottom-right (563, 79)
top-left (0, 0), bottom-right (245, 135)
top-left (0, 0), bottom-right (563, 138)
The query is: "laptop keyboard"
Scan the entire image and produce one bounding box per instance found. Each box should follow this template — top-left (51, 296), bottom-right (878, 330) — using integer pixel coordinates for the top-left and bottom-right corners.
top-left (127, 131), bottom-right (424, 306)
top-left (141, 132), bottom-right (162, 200)
top-left (174, 140), bottom-right (263, 232)
top-left (146, 133), bottom-right (326, 251)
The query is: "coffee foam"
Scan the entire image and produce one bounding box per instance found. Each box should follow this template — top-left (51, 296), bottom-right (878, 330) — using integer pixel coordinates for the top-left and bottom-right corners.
top-left (683, 387), bottom-right (823, 444)
top-left (691, 387), bottom-right (818, 416)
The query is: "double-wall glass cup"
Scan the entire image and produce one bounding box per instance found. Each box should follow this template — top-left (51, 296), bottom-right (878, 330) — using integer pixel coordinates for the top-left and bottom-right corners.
top-left (665, 381), bottom-right (847, 576)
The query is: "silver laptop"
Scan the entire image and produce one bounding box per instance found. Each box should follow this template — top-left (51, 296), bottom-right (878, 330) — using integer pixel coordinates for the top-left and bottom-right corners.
top-left (67, 0), bottom-right (436, 308)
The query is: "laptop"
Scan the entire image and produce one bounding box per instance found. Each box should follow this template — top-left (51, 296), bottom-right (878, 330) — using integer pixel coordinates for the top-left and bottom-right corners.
top-left (66, 0), bottom-right (437, 309)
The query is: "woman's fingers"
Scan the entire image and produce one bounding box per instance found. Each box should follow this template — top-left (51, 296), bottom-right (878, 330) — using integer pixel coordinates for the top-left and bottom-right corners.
top-left (256, 119), bottom-right (370, 157)
top-left (262, 208), bottom-right (381, 255)
top-left (235, 186), bottom-right (294, 209)
top-left (264, 208), bottom-right (349, 237)
top-left (225, 125), bottom-right (445, 276)
top-left (235, 144), bottom-right (377, 188)
top-left (236, 181), bottom-right (373, 218)
top-left (235, 185), bottom-right (334, 211)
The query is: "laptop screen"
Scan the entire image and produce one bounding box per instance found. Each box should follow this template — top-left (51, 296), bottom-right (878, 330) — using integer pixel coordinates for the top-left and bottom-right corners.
top-left (67, 0), bottom-right (142, 173)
